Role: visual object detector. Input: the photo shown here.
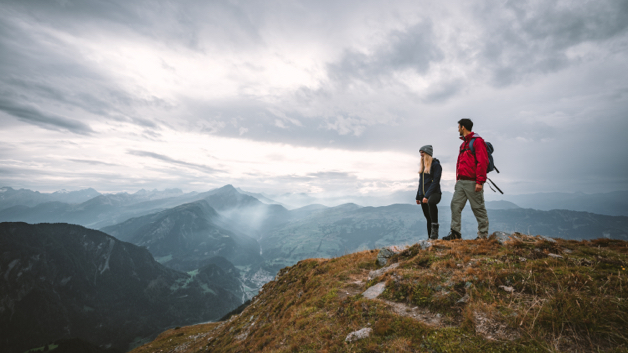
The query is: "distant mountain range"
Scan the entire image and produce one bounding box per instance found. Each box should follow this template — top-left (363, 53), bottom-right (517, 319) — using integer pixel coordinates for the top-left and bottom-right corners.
top-left (485, 190), bottom-right (628, 217)
top-left (3, 185), bottom-right (627, 217)
top-left (0, 188), bottom-right (209, 229)
top-left (93, 185), bottom-right (628, 275)
top-left (0, 222), bottom-right (242, 353)
top-left (257, 188), bottom-right (628, 217)
top-left (0, 186), bottom-right (100, 209)
top-left (258, 202), bottom-right (628, 269)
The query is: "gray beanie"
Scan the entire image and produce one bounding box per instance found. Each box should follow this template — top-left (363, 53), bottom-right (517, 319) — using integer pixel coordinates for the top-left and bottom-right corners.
top-left (419, 145), bottom-right (433, 156)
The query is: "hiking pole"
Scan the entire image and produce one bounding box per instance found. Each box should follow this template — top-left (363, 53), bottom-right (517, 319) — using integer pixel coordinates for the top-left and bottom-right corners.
top-left (487, 178), bottom-right (504, 194)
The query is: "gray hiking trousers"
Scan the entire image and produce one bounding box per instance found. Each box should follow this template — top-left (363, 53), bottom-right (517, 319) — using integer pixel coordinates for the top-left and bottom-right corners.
top-left (450, 180), bottom-right (489, 237)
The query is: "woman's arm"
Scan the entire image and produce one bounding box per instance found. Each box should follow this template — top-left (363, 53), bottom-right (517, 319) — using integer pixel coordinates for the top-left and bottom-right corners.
top-left (416, 174), bottom-right (423, 202)
top-left (424, 163), bottom-right (442, 199)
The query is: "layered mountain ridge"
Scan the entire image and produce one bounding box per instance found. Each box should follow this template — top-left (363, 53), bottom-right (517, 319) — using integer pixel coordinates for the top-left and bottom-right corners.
top-left (0, 222), bottom-right (242, 353)
top-left (101, 199), bottom-right (262, 272)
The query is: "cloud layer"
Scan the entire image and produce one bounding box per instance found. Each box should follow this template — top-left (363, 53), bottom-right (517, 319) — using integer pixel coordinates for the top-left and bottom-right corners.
top-left (1, 0), bottom-right (627, 196)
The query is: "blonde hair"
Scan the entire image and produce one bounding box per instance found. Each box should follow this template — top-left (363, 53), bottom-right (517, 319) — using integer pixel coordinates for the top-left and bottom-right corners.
top-left (419, 154), bottom-right (432, 174)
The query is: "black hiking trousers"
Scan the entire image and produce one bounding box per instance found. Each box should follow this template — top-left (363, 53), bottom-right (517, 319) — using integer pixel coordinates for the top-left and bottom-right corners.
top-left (420, 193), bottom-right (441, 236)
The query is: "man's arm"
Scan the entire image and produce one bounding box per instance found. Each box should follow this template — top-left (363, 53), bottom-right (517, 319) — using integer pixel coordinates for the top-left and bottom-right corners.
top-left (474, 138), bottom-right (488, 185)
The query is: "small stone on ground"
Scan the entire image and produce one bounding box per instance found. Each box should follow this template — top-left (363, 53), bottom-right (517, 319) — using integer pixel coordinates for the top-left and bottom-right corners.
top-left (368, 263), bottom-right (399, 280)
top-left (345, 328), bottom-right (373, 342)
top-left (376, 246), bottom-right (405, 266)
top-left (362, 282), bottom-right (386, 299)
top-left (493, 231), bottom-right (514, 244)
top-left (416, 240), bottom-right (432, 250)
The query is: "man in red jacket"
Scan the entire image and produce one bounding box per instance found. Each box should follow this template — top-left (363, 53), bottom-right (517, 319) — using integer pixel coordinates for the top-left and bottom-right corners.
top-left (443, 118), bottom-right (489, 240)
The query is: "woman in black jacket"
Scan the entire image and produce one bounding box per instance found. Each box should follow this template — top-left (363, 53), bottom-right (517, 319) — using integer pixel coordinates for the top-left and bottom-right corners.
top-left (416, 145), bottom-right (442, 240)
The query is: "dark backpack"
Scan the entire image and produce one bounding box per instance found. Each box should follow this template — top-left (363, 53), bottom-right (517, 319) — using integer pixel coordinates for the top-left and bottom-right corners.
top-left (469, 138), bottom-right (499, 174)
top-left (469, 138), bottom-right (503, 194)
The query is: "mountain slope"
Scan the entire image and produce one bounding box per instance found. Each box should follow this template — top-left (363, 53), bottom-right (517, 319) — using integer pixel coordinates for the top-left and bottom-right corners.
top-left (260, 203), bottom-right (422, 268)
top-left (199, 184), bottom-right (293, 238)
top-left (131, 234), bottom-right (628, 352)
top-left (101, 200), bottom-right (263, 271)
top-left (0, 222), bottom-right (242, 353)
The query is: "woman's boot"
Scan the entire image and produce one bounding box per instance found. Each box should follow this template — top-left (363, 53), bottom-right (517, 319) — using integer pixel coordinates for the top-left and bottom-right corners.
top-left (430, 223), bottom-right (439, 240)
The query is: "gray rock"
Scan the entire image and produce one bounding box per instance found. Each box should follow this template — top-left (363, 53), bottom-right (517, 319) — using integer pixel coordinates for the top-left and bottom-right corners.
top-left (493, 231), bottom-right (514, 245)
top-left (376, 245), bottom-right (406, 266)
top-left (416, 240), bottom-right (432, 250)
top-left (377, 248), bottom-right (395, 266)
top-left (538, 235), bottom-right (557, 243)
top-left (368, 263), bottom-right (399, 280)
top-left (362, 282), bottom-right (386, 299)
top-left (345, 328), bottom-right (373, 342)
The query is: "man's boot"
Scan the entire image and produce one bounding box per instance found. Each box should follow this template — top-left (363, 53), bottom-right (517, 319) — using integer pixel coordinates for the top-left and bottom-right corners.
top-left (475, 232), bottom-right (489, 240)
top-left (429, 223), bottom-right (439, 240)
top-left (443, 229), bottom-right (461, 241)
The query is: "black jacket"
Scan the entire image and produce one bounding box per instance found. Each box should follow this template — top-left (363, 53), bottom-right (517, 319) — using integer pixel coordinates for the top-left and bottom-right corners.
top-left (416, 158), bottom-right (442, 200)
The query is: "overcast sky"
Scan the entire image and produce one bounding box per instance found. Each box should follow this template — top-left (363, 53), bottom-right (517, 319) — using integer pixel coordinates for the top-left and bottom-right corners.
top-left (1, 0), bottom-right (627, 197)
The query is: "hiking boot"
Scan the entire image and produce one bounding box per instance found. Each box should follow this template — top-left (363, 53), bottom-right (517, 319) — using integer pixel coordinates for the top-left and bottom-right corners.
top-left (429, 223), bottom-right (439, 240)
top-left (443, 229), bottom-right (461, 241)
top-left (475, 232), bottom-right (489, 240)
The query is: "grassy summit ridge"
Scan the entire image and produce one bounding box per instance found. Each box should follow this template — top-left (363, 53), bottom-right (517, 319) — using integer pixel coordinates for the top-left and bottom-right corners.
top-left (131, 234), bottom-right (627, 352)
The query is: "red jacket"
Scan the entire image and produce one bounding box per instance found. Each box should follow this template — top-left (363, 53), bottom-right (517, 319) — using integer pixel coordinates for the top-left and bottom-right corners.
top-left (456, 132), bottom-right (488, 184)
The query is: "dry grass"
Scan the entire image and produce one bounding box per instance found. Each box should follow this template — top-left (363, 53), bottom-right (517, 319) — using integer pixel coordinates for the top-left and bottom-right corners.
top-left (131, 235), bottom-right (628, 353)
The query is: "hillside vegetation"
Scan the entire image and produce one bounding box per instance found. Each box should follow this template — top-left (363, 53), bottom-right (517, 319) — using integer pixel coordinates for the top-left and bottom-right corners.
top-left (0, 222), bottom-right (242, 353)
top-left (131, 234), bottom-right (627, 352)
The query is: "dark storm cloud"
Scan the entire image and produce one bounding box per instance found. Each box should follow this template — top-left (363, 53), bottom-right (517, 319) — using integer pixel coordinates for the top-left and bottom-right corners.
top-left (5, 78), bottom-right (167, 122)
top-left (127, 150), bottom-right (224, 174)
top-left (0, 16), bottom-right (169, 134)
top-left (328, 20), bottom-right (443, 82)
top-left (0, 97), bottom-right (93, 135)
top-left (475, 0), bottom-right (628, 86)
top-left (1, 0), bottom-right (262, 52)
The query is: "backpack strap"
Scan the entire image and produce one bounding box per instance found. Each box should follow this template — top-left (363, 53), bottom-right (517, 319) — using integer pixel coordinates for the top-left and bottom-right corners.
top-left (460, 137), bottom-right (477, 154)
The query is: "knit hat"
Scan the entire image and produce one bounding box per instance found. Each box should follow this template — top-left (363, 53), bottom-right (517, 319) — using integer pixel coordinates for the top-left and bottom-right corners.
top-left (419, 145), bottom-right (433, 156)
